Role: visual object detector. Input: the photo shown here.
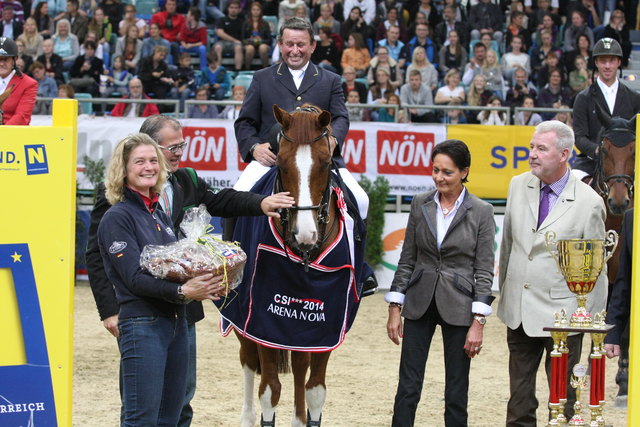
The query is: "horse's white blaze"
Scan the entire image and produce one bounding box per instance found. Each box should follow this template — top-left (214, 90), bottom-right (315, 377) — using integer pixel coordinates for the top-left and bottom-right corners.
top-left (294, 145), bottom-right (318, 246)
top-left (259, 384), bottom-right (276, 423)
top-left (306, 384), bottom-right (326, 423)
top-left (240, 365), bottom-right (256, 427)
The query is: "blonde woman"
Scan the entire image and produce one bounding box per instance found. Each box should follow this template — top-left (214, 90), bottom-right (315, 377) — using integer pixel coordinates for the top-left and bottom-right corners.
top-left (466, 74), bottom-right (494, 123)
top-left (17, 17), bottom-right (44, 59)
top-left (435, 69), bottom-right (465, 105)
top-left (482, 49), bottom-right (505, 96)
top-left (98, 133), bottom-right (225, 426)
top-left (406, 46), bottom-right (438, 92)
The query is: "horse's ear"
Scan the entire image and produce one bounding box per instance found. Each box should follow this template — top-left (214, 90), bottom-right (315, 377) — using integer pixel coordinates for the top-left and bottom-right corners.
top-left (318, 110), bottom-right (332, 129)
top-left (273, 105), bottom-right (291, 128)
top-left (595, 103), bottom-right (612, 129)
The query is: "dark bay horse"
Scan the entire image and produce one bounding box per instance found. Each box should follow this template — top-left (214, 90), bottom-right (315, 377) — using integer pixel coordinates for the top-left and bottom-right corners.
top-left (591, 109), bottom-right (636, 403)
top-left (221, 104), bottom-right (364, 427)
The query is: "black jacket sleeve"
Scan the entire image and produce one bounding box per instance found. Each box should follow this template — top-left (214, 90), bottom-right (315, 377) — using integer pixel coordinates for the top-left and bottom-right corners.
top-left (86, 183), bottom-right (119, 321)
top-left (572, 89), bottom-right (599, 159)
top-left (605, 209), bottom-right (633, 345)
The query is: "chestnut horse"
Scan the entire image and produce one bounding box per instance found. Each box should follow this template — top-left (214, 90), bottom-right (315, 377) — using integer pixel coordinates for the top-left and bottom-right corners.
top-left (224, 104), bottom-right (363, 427)
top-left (591, 110), bottom-right (636, 401)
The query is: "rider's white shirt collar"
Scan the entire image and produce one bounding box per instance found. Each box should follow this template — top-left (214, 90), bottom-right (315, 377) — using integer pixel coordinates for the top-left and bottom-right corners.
top-left (0, 70), bottom-right (16, 95)
top-left (288, 62), bottom-right (309, 90)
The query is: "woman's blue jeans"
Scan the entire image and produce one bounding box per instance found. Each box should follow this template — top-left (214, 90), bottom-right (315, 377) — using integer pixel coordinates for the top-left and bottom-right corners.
top-left (118, 315), bottom-right (188, 427)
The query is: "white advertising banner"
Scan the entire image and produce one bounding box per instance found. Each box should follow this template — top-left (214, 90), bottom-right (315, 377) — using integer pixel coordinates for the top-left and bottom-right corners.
top-left (375, 213), bottom-right (504, 292)
top-left (31, 116), bottom-right (447, 194)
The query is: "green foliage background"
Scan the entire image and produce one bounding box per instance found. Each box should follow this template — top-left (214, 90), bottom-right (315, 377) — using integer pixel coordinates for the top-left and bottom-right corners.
top-left (359, 175), bottom-right (390, 267)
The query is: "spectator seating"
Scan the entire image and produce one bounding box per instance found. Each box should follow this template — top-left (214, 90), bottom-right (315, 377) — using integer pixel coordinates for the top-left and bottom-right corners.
top-left (234, 73), bottom-right (254, 91)
top-left (76, 93), bottom-right (93, 115)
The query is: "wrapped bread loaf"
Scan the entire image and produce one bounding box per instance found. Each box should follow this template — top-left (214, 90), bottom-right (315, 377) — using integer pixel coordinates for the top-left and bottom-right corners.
top-left (140, 205), bottom-right (246, 289)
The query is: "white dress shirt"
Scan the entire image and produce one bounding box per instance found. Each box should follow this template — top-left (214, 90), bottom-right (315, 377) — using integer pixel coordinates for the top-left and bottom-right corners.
top-left (597, 77), bottom-right (619, 115)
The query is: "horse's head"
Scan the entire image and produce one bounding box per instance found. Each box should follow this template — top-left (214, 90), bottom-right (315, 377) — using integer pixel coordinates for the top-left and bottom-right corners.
top-left (595, 106), bottom-right (636, 215)
top-left (273, 104), bottom-right (334, 255)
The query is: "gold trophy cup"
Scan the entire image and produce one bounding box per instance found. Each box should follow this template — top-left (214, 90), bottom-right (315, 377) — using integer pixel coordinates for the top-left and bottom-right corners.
top-left (545, 231), bottom-right (618, 327)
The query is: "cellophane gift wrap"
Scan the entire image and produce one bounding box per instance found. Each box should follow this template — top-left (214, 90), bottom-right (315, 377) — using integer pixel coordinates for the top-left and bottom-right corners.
top-left (140, 205), bottom-right (246, 289)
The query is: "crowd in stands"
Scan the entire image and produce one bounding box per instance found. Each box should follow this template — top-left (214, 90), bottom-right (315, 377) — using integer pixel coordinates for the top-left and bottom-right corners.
top-left (6, 0), bottom-right (637, 121)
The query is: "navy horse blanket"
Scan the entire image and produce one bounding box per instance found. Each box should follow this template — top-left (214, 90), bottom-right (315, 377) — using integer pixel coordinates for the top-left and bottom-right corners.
top-left (215, 167), bottom-right (367, 351)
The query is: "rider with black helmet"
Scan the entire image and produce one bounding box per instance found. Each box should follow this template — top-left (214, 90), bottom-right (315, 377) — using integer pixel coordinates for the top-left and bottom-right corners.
top-left (572, 37), bottom-right (640, 180)
top-left (0, 36), bottom-right (38, 125)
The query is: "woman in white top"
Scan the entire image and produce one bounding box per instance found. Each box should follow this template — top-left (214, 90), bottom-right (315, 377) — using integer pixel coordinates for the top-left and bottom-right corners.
top-left (501, 34), bottom-right (531, 83)
top-left (406, 46), bottom-right (438, 92)
top-left (477, 95), bottom-right (507, 125)
top-left (220, 85), bottom-right (247, 120)
top-left (435, 69), bottom-right (465, 105)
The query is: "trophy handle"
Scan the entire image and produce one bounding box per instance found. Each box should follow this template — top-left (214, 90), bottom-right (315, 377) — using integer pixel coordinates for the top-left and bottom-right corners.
top-left (545, 231), bottom-right (562, 272)
top-left (603, 230), bottom-right (619, 263)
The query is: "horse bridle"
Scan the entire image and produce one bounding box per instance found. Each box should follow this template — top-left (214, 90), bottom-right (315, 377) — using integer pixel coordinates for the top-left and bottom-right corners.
top-left (593, 137), bottom-right (635, 200)
top-left (275, 123), bottom-right (337, 268)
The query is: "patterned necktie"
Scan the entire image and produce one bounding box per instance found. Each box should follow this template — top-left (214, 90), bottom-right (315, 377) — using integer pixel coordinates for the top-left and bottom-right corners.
top-left (159, 175), bottom-right (175, 218)
top-left (537, 185), bottom-right (552, 228)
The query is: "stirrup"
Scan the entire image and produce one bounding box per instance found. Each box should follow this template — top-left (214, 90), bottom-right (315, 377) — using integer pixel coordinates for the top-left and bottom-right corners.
top-left (260, 414), bottom-right (275, 427)
top-left (361, 274), bottom-right (378, 297)
top-left (306, 410), bottom-right (322, 427)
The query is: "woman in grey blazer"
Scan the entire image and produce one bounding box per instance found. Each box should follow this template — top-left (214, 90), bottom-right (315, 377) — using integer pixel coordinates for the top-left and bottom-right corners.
top-left (385, 140), bottom-right (496, 427)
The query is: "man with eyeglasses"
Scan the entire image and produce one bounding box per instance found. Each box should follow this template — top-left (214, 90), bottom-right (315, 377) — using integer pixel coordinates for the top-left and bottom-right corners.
top-left (85, 115), bottom-right (294, 426)
top-left (110, 78), bottom-right (160, 117)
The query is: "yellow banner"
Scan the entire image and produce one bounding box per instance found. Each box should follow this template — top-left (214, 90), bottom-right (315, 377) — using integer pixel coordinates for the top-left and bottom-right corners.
top-left (0, 100), bottom-right (77, 426)
top-left (447, 125), bottom-right (537, 199)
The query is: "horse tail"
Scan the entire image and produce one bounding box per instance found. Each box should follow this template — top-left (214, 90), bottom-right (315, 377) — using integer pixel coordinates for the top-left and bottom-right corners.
top-left (278, 350), bottom-right (290, 374)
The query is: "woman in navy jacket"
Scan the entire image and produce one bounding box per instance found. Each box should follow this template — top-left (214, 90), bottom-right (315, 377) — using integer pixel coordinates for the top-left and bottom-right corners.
top-left (98, 133), bottom-right (225, 426)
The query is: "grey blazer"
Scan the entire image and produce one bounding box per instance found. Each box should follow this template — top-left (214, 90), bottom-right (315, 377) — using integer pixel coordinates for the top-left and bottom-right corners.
top-left (390, 190), bottom-right (496, 326)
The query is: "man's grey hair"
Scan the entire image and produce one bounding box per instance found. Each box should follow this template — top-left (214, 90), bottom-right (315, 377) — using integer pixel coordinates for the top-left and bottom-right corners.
top-left (139, 115), bottom-right (181, 144)
top-left (278, 17), bottom-right (314, 43)
top-left (534, 120), bottom-right (575, 151)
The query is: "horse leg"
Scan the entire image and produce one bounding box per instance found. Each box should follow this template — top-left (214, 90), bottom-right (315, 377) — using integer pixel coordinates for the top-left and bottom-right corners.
top-left (305, 352), bottom-right (331, 426)
top-left (236, 332), bottom-right (259, 427)
top-left (257, 346), bottom-right (282, 426)
top-left (291, 351), bottom-right (311, 427)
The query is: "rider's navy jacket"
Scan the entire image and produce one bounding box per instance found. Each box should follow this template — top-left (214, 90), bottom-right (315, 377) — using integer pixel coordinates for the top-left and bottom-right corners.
top-left (98, 186), bottom-right (186, 320)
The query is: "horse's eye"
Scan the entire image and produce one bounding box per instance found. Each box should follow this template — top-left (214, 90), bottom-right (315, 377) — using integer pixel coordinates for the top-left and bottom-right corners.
top-left (601, 148), bottom-right (608, 156)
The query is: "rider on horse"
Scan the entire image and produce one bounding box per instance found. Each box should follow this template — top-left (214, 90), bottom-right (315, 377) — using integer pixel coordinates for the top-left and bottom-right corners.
top-left (572, 38), bottom-right (640, 182)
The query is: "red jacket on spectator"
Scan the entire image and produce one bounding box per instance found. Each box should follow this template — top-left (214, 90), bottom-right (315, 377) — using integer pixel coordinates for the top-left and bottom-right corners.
top-left (151, 11), bottom-right (186, 43)
top-left (110, 94), bottom-right (160, 117)
top-left (178, 21), bottom-right (207, 45)
top-left (1, 72), bottom-right (38, 125)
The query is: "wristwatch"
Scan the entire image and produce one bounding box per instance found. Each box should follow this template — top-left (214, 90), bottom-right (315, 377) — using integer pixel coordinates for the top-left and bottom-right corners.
top-left (473, 315), bottom-right (486, 325)
top-left (177, 285), bottom-right (187, 302)
top-left (249, 143), bottom-right (260, 156)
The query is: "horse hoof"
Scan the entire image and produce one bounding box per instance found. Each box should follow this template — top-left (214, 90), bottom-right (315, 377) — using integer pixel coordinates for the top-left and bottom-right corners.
top-left (306, 410), bottom-right (321, 427)
top-left (261, 414), bottom-right (276, 427)
top-left (614, 395), bottom-right (627, 408)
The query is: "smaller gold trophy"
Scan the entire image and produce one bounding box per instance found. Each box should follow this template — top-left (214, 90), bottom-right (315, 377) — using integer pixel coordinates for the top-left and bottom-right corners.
top-left (544, 231), bottom-right (618, 327)
top-left (568, 364), bottom-right (589, 426)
